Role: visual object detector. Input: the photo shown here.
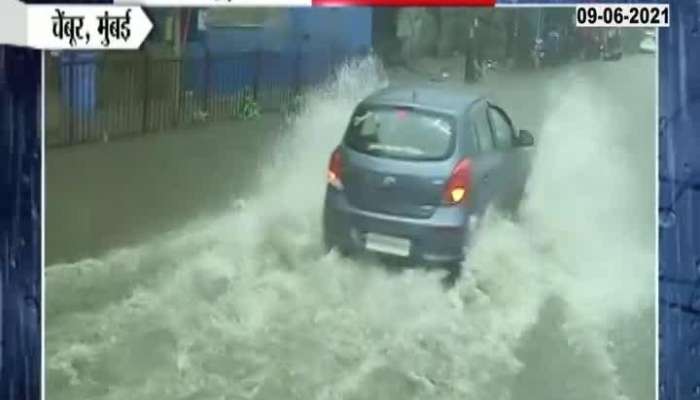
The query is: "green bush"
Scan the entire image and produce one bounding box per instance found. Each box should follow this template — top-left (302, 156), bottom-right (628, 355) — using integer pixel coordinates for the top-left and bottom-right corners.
top-left (238, 90), bottom-right (261, 120)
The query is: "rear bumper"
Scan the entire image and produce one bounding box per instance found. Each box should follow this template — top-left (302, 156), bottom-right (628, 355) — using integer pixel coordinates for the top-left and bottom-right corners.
top-left (323, 188), bottom-right (470, 264)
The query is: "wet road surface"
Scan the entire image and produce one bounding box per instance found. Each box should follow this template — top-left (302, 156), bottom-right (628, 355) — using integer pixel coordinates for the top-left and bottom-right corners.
top-left (46, 54), bottom-right (656, 400)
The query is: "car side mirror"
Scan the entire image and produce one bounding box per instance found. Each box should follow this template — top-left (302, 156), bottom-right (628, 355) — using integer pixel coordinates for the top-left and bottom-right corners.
top-left (516, 129), bottom-right (534, 147)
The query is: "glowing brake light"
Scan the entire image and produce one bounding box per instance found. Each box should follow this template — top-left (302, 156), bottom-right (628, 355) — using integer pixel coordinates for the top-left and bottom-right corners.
top-left (443, 158), bottom-right (472, 205)
top-left (450, 187), bottom-right (466, 203)
top-left (327, 148), bottom-right (343, 190)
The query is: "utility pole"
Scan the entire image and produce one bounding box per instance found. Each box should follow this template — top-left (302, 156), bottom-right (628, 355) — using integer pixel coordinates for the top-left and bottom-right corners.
top-left (463, 14), bottom-right (478, 82)
top-left (172, 9), bottom-right (184, 126)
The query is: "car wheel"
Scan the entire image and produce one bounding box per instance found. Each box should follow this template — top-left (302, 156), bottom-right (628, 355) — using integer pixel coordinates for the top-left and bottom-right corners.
top-left (322, 231), bottom-right (337, 253)
top-left (496, 191), bottom-right (522, 218)
top-left (441, 263), bottom-right (462, 288)
top-left (323, 235), bottom-right (352, 258)
top-left (513, 187), bottom-right (525, 211)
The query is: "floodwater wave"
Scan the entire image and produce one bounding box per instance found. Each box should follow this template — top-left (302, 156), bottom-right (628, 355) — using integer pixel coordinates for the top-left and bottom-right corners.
top-left (46, 55), bottom-right (655, 400)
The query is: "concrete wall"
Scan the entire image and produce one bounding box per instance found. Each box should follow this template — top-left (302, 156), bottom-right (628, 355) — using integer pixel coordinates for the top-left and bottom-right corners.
top-left (186, 8), bottom-right (372, 92)
top-left (290, 8), bottom-right (372, 53)
top-left (200, 8), bottom-right (371, 54)
top-left (396, 8), bottom-right (439, 61)
top-left (390, 8), bottom-right (543, 62)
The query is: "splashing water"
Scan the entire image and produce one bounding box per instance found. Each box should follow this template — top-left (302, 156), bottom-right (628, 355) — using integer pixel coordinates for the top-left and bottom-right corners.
top-left (46, 55), bottom-right (655, 400)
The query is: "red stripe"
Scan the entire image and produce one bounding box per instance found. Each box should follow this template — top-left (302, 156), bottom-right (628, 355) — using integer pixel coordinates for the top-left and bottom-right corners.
top-left (313, 0), bottom-right (494, 6)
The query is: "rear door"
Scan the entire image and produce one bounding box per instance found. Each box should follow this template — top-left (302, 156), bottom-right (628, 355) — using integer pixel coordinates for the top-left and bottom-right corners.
top-left (341, 105), bottom-right (459, 219)
top-left (487, 103), bottom-right (530, 204)
top-left (466, 100), bottom-right (504, 216)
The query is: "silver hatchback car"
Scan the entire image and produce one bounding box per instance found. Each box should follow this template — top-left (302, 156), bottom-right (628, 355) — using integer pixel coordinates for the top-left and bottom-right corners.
top-left (323, 84), bottom-right (534, 268)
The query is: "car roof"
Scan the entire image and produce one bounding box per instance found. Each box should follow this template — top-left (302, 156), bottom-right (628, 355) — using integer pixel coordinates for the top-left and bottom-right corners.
top-left (360, 83), bottom-right (484, 116)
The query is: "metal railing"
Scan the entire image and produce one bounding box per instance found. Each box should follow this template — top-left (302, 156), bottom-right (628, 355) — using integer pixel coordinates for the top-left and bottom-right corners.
top-left (46, 46), bottom-right (366, 146)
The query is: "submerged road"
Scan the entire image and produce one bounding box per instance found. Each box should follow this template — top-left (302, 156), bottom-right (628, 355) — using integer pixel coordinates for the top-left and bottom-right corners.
top-left (46, 54), bottom-right (656, 400)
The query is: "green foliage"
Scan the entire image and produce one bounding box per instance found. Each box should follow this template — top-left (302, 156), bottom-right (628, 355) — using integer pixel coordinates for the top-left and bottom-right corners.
top-left (237, 89), bottom-right (261, 120)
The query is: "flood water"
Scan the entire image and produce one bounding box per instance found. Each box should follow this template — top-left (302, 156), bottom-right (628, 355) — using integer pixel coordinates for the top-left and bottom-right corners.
top-left (46, 54), bottom-right (656, 400)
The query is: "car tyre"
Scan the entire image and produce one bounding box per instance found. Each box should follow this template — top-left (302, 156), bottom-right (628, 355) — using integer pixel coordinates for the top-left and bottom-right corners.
top-left (441, 262), bottom-right (462, 288)
top-left (323, 234), bottom-right (352, 258)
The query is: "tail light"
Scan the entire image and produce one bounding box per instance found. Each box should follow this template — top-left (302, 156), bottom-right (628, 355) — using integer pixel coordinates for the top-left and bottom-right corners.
top-left (327, 148), bottom-right (343, 190)
top-left (443, 158), bottom-right (472, 205)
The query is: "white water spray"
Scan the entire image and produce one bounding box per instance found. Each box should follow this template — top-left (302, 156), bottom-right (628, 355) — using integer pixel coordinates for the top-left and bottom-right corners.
top-left (46, 55), bottom-right (655, 400)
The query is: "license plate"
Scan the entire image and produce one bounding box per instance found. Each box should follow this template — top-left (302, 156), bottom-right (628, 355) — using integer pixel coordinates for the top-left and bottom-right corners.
top-left (364, 233), bottom-right (411, 257)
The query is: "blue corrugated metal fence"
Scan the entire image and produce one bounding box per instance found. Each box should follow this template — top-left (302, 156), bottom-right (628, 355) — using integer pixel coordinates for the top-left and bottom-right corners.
top-left (49, 45), bottom-right (369, 146)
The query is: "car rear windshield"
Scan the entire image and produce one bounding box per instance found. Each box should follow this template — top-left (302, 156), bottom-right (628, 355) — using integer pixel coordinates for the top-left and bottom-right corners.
top-left (344, 106), bottom-right (456, 161)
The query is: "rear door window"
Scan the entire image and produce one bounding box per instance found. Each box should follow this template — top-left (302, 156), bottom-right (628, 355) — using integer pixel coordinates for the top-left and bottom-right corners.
top-left (488, 106), bottom-right (515, 150)
top-left (471, 102), bottom-right (494, 153)
top-left (344, 106), bottom-right (456, 161)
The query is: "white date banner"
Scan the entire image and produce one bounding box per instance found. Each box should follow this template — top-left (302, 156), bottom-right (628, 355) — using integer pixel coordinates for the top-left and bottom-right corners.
top-left (576, 4), bottom-right (669, 28)
top-left (0, 0), bottom-right (153, 50)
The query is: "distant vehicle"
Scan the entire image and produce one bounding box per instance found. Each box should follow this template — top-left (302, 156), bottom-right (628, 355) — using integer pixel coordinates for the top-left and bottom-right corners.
top-left (533, 37), bottom-right (545, 68)
top-left (542, 29), bottom-right (563, 66)
top-left (639, 29), bottom-right (656, 53)
top-left (578, 28), bottom-right (603, 61)
top-left (322, 84), bottom-right (535, 271)
top-left (603, 28), bottom-right (623, 61)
